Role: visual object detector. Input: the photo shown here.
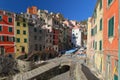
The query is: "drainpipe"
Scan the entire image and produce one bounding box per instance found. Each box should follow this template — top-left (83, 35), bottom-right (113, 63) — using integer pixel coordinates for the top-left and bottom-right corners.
top-left (118, 0), bottom-right (120, 79)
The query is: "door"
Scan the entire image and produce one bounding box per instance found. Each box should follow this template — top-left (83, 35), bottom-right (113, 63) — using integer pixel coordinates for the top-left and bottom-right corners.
top-left (106, 55), bottom-right (111, 80)
top-left (21, 47), bottom-right (25, 53)
top-left (0, 46), bottom-right (4, 55)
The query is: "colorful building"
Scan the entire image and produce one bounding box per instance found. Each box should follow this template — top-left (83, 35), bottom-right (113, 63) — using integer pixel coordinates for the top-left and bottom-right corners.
top-left (103, 0), bottom-right (119, 79)
top-left (15, 14), bottom-right (29, 58)
top-left (0, 10), bottom-right (15, 57)
top-left (92, 0), bottom-right (104, 78)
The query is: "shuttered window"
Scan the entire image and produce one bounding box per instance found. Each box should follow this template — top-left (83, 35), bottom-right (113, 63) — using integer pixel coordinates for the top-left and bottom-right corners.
top-left (8, 27), bottom-right (12, 32)
top-left (100, 0), bottom-right (102, 10)
top-left (100, 19), bottom-right (102, 30)
top-left (0, 26), bottom-right (2, 31)
top-left (99, 40), bottom-right (102, 50)
top-left (23, 30), bottom-right (26, 35)
top-left (16, 38), bottom-right (20, 43)
top-left (17, 30), bottom-right (20, 34)
top-left (108, 0), bottom-right (113, 6)
top-left (24, 39), bottom-right (27, 43)
top-left (17, 22), bottom-right (20, 26)
top-left (108, 16), bottom-right (114, 37)
top-left (0, 15), bottom-right (2, 21)
top-left (8, 17), bottom-right (12, 23)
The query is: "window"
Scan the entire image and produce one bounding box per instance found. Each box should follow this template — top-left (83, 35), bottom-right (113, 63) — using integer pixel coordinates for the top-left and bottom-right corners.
top-left (16, 38), bottom-right (20, 43)
top-left (34, 36), bottom-right (37, 40)
top-left (23, 30), bottom-right (26, 35)
top-left (0, 26), bottom-right (2, 31)
top-left (17, 30), bottom-right (20, 34)
top-left (23, 23), bottom-right (26, 27)
top-left (0, 36), bottom-right (4, 41)
top-left (24, 39), bottom-right (27, 43)
top-left (0, 15), bottom-right (2, 21)
top-left (95, 42), bottom-right (97, 50)
top-left (108, 0), bottom-right (113, 6)
top-left (91, 29), bottom-right (94, 36)
top-left (17, 22), bottom-right (20, 26)
top-left (99, 40), bottom-right (102, 50)
top-left (8, 27), bottom-right (12, 32)
top-left (23, 19), bottom-right (26, 22)
top-left (94, 26), bottom-right (97, 34)
top-left (34, 28), bottom-right (37, 32)
top-left (108, 16), bottom-right (114, 37)
top-left (100, 19), bottom-right (102, 30)
top-left (100, 0), bottom-right (102, 10)
top-left (35, 44), bottom-right (38, 51)
top-left (39, 30), bottom-right (42, 33)
top-left (39, 45), bottom-right (42, 51)
top-left (8, 17), bottom-right (12, 23)
top-left (39, 36), bottom-right (41, 40)
top-left (94, 41), bottom-right (97, 50)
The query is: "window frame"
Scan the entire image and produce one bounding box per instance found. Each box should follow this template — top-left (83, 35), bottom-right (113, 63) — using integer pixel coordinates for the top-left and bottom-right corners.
top-left (0, 26), bottom-right (2, 31)
top-left (100, 18), bottom-right (103, 31)
top-left (8, 27), bottom-right (13, 32)
top-left (8, 17), bottom-right (12, 23)
top-left (108, 16), bottom-right (114, 38)
top-left (23, 30), bottom-right (26, 35)
top-left (0, 15), bottom-right (2, 21)
top-left (17, 30), bottom-right (20, 34)
top-left (16, 38), bottom-right (20, 43)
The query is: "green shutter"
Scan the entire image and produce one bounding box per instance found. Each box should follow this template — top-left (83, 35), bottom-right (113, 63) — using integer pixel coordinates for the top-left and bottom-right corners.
top-left (95, 42), bottom-right (97, 50)
top-left (0, 16), bottom-right (2, 21)
top-left (24, 39), bottom-right (27, 43)
top-left (17, 22), bottom-right (20, 26)
top-left (1, 36), bottom-right (4, 41)
top-left (8, 18), bottom-right (12, 23)
top-left (108, 0), bottom-right (113, 6)
top-left (100, 0), bottom-right (102, 10)
top-left (17, 30), bottom-right (20, 34)
top-left (99, 40), bottom-right (102, 50)
top-left (108, 17), bottom-right (114, 37)
top-left (8, 27), bottom-right (12, 32)
top-left (100, 19), bottom-right (102, 30)
top-left (0, 26), bottom-right (2, 31)
top-left (23, 30), bottom-right (26, 35)
top-left (16, 38), bottom-right (20, 43)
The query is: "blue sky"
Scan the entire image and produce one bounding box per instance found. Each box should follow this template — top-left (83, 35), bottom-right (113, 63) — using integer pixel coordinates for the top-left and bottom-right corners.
top-left (0, 0), bottom-right (97, 21)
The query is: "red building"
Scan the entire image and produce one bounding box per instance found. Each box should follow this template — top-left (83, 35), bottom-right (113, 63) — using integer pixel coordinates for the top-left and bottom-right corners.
top-left (103, 0), bottom-right (119, 79)
top-left (53, 28), bottom-right (59, 52)
top-left (0, 10), bottom-right (15, 57)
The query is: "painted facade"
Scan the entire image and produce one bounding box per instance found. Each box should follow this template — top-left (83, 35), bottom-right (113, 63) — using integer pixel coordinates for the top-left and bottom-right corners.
top-left (103, 0), bottom-right (119, 79)
top-left (15, 15), bottom-right (29, 58)
top-left (0, 10), bottom-right (15, 57)
top-left (93, 0), bottom-right (104, 78)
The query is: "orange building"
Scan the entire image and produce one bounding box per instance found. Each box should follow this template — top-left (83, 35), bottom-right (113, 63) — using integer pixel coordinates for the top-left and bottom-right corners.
top-left (27, 6), bottom-right (38, 15)
top-left (103, 0), bottom-right (119, 79)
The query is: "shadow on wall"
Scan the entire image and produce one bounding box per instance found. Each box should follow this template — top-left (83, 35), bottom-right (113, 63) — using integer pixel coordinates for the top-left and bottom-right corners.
top-left (81, 64), bottom-right (99, 80)
top-left (31, 65), bottom-right (70, 80)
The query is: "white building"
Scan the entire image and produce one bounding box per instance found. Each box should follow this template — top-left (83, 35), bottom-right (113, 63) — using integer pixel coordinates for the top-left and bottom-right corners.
top-left (71, 21), bottom-right (82, 48)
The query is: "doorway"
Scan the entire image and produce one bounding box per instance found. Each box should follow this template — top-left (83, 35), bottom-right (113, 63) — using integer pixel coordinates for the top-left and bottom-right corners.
top-left (0, 46), bottom-right (5, 55)
top-left (21, 46), bottom-right (25, 53)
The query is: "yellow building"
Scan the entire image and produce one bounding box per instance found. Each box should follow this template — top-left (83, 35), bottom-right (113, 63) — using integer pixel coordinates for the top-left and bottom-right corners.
top-left (93, 0), bottom-right (104, 76)
top-left (15, 15), bottom-right (29, 58)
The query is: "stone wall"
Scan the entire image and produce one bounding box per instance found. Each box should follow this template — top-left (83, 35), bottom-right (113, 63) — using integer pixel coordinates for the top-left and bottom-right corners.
top-left (17, 59), bottom-right (34, 72)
